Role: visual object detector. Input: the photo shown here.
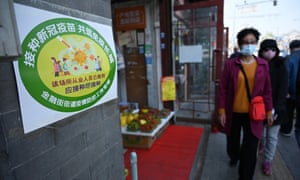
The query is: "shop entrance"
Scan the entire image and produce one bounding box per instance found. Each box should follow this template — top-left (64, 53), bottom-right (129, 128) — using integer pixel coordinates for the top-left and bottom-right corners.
top-left (173, 1), bottom-right (225, 122)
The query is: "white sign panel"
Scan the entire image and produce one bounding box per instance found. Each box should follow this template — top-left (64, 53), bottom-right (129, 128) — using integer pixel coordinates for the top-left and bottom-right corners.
top-left (13, 4), bottom-right (118, 133)
top-left (179, 45), bottom-right (203, 63)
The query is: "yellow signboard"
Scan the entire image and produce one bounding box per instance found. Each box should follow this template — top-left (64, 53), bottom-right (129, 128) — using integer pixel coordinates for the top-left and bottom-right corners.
top-left (161, 76), bottom-right (176, 101)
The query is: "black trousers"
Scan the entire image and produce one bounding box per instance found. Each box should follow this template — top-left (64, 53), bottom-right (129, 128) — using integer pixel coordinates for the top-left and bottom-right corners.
top-left (227, 113), bottom-right (259, 180)
top-left (280, 98), bottom-right (295, 134)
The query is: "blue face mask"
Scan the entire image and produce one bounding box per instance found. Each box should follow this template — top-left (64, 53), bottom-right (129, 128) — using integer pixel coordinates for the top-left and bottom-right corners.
top-left (240, 44), bottom-right (257, 55)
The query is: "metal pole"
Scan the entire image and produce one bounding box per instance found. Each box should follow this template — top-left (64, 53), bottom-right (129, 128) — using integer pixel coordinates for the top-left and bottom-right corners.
top-left (130, 151), bottom-right (138, 180)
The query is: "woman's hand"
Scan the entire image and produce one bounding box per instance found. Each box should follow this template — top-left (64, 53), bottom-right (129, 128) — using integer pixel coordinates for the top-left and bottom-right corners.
top-left (219, 114), bottom-right (226, 127)
top-left (267, 114), bottom-right (273, 127)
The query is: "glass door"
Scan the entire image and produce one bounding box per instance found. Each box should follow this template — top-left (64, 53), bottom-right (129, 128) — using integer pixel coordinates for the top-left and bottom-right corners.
top-left (174, 2), bottom-right (223, 122)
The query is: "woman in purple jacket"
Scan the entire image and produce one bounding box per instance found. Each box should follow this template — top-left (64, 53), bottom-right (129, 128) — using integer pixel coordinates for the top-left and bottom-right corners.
top-left (218, 28), bottom-right (273, 180)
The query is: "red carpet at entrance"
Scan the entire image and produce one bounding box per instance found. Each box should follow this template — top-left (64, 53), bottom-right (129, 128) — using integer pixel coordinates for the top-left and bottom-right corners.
top-left (124, 125), bottom-right (204, 180)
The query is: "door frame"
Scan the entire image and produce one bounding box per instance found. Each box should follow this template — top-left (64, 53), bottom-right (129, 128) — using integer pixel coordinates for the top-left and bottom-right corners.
top-left (173, 0), bottom-right (225, 122)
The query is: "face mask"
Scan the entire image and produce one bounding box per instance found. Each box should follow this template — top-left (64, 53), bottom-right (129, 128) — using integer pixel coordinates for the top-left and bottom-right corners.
top-left (240, 44), bottom-right (257, 55)
top-left (262, 50), bottom-right (276, 60)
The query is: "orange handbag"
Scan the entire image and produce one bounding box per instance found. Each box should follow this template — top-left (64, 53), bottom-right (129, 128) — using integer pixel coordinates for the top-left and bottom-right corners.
top-left (240, 65), bottom-right (266, 121)
top-left (249, 96), bottom-right (266, 121)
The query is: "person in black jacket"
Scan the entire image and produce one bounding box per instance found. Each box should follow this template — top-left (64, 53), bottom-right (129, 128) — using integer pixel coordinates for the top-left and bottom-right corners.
top-left (258, 39), bottom-right (288, 176)
top-left (280, 40), bottom-right (300, 136)
top-left (296, 57), bottom-right (300, 148)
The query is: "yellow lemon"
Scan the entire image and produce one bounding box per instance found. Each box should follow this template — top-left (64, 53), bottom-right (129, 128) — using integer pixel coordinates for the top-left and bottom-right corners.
top-left (140, 119), bottom-right (147, 125)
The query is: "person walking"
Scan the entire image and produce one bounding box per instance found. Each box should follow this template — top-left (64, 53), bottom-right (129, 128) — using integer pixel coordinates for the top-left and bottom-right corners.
top-left (280, 40), bottom-right (300, 138)
top-left (296, 58), bottom-right (300, 148)
top-left (218, 27), bottom-right (273, 180)
top-left (229, 46), bottom-right (241, 59)
top-left (258, 39), bottom-right (288, 175)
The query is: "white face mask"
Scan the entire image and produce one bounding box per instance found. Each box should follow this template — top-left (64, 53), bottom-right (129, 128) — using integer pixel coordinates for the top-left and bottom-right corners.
top-left (262, 50), bottom-right (276, 60)
top-left (240, 44), bottom-right (257, 55)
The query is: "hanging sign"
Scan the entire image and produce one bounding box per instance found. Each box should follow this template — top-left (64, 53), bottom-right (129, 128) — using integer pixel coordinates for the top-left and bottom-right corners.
top-left (13, 4), bottom-right (117, 133)
top-left (179, 45), bottom-right (203, 63)
top-left (114, 6), bottom-right (146, 31)
top-left (161, 76), bottom-right (176, 101)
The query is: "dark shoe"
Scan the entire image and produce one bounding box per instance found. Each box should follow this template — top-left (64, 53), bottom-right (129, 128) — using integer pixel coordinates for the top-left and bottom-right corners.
top-left (229, 159), bottom-right (238, 167)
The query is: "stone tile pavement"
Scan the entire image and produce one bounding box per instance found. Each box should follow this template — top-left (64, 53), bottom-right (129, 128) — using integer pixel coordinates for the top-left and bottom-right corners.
top-left (176, 122), bottom-right (300, 180)
top-left (277, 133), bottom-right (300, 179)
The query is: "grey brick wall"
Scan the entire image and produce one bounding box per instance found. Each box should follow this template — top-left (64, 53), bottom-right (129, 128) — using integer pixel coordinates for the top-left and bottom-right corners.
top-left (0, 1), bottom-right (125, 180)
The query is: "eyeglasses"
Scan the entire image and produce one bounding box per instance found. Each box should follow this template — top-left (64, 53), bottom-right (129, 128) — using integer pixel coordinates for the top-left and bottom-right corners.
top-left (263, 48), bottom-right (276, 52)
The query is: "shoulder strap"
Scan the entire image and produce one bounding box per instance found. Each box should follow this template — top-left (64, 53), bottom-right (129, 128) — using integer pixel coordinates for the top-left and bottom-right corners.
top-left (239, 64), bottom-right (252, 102)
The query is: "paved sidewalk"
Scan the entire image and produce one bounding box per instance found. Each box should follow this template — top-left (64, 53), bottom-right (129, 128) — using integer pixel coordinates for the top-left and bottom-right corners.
top-left (199, 128), bottom-right (295, 180)
top-left (277, 133), bottom-right (300, 179)
top-left (176, 122), bottom-right (298, 180)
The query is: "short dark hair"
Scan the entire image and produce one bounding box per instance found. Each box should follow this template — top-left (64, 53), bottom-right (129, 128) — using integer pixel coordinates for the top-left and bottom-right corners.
top-left (237, 28), bottom-right (261, 47)
top-left (289, 40), bottom-right (300, 49)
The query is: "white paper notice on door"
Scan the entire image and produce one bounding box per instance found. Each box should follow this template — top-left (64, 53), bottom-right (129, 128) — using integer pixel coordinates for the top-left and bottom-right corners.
top-left (179, 45), bottom-right (203, 63)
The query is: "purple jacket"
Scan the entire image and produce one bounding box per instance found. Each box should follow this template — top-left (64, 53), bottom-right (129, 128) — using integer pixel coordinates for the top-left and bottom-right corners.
top-left (218, 56), bottom-right (273, 139)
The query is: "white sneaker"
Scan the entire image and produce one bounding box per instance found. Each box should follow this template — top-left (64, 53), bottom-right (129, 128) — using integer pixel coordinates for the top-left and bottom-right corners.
top-left (281, 132), bottom-right (292, 137)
